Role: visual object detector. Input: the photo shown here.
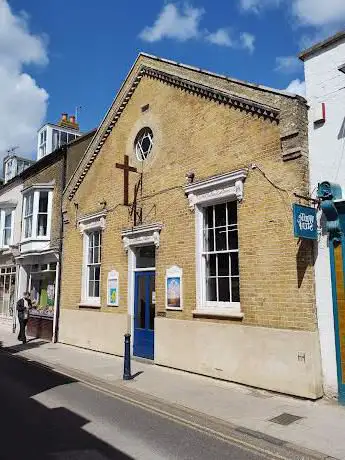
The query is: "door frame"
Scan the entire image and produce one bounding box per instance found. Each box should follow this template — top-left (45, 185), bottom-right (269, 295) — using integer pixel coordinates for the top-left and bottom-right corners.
top-left (127, 245), bottom-right (155, 356)
top-left (329, 203), bottom-right (345, 402)
top-left (133, 270), bottom-right (155, 359)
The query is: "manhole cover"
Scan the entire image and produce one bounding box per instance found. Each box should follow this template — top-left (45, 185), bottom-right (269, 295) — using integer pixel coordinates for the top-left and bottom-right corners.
top-left (269, 413), bottom-right (303, 426)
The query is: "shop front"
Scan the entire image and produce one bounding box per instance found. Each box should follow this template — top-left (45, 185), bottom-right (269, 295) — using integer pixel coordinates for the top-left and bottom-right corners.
top-left (0, 265), bottom-right (17, 326)
top-left (17, 253), bottom-right (58, 341)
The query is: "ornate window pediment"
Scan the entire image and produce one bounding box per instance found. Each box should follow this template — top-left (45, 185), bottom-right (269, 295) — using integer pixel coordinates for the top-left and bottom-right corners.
top-left (185, 169), bottom-right (247, 211)
top-left (78, 211), bottom-right (107, 234)
top-left (122, 223), bottom-right (163, 252)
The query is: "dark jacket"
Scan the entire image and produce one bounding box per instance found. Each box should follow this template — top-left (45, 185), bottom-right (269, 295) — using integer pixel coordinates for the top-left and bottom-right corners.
top-left (17, 298), bottom-right (32, 320)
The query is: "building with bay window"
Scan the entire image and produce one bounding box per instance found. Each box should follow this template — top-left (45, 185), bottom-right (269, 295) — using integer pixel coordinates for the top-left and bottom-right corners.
top-left (0, 179), bottom-right (23, 328)
top-left (16, 124), bottom-right (95, 341)
top-left (58, 54), bottom-right (323, 399)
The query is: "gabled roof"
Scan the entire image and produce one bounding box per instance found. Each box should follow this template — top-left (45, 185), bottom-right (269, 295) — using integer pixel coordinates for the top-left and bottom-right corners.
top-left (65, 53), bottom-right (303, 201)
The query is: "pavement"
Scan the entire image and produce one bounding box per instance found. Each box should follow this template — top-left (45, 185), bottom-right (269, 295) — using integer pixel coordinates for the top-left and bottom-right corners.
top-left (0, 324), bottom-right (344, 459)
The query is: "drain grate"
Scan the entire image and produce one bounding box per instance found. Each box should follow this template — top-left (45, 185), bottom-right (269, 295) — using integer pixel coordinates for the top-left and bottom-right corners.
top-left (269, 413), bottom-right (303, 426)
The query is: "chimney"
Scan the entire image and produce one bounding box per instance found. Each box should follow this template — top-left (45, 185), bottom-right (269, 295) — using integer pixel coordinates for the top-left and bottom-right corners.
top-left (58, 112), bottom-right (79, 131)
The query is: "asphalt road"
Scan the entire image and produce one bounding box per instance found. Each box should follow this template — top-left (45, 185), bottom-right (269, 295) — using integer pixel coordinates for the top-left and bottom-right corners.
top-left (0, 349), bottom-right (319, 460)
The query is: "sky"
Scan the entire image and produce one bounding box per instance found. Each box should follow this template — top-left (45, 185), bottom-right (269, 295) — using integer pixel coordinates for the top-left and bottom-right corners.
top-left (1, 0), bottom-right (345, 160)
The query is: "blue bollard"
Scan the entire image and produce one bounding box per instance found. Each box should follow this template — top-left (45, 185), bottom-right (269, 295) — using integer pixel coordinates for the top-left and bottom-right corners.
top-left (123, 333), bottom-right (132, 380)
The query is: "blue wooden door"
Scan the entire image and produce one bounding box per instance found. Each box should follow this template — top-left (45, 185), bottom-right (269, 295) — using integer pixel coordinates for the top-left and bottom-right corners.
top-left (134, 271), bottom-right (155, 359)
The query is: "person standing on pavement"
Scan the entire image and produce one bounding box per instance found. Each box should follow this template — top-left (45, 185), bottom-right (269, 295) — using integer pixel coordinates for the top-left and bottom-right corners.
top-left (17, 292), bottom-right (32, 343)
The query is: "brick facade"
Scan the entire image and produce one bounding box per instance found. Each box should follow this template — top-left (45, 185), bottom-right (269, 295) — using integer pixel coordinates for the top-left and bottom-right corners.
top-left (61, 55), bottom-right (316, 332)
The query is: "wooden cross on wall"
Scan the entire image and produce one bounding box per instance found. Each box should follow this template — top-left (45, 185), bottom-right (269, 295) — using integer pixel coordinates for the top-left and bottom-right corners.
top-left (115, 155), bottom-right (137, 206)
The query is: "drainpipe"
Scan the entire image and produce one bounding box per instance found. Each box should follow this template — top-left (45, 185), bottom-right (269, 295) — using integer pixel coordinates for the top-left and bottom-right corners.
top-left (53, 145), bottom-right (67, 343)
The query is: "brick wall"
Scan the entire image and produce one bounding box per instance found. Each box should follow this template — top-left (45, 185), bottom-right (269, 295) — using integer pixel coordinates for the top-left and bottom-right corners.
top-left (61, 65), bottom-right (316, 332)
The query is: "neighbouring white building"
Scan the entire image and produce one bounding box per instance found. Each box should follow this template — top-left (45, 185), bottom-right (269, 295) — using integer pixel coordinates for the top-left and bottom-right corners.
top-left (300, 30), bottom-right (345, 401)
top-left (0, 178), bottom-right (23, 329)
top-left (0, 113), bottom-right (90, 341)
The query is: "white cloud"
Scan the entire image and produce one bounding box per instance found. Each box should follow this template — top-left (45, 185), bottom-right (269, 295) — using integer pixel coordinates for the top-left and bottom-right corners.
top-left (292, 0), bottom-right (345, 26)
top-left (284, 79), bottom-right (306, 96)
top-left (239, 0), bottom-right (281, 13)
top-left (140, 4), bottom-right (255, 54)
top-left (275, 56), bottom-right (302, 74)
top-left (206, 29), bottom-right (255, 52)
top-left (0, 0), bottom-right (48, 160)
top-left (240, 32), bottom-right (255, 53)
top-left (240, 0), bottom-right (345, 27)
top-left (139, 3), bottom-right (204, 42)
top-left (206, 28), bottom-right (233, 47)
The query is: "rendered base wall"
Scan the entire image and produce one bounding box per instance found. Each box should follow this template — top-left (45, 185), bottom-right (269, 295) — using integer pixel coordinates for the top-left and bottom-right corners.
top-left (155, 318), bottom-right (323, 399)
top-left (59, 309), bottom-right (127, 356)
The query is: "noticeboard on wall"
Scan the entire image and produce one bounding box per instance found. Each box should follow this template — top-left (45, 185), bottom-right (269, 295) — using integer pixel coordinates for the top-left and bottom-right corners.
top-left (107, 270), bottom-right (119, 307)
top-left (166, 265), bottom-right (183, 311)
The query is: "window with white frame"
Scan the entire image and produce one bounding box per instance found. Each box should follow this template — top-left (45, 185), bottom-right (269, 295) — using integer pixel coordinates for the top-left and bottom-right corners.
top-left (23, 193), bottom-right (34, 239)
top-left (3, 210), bottom-right (12, 246)
top-left (52, 129), bottom-right (78, 152)
top-left (0, 208), bottom-right (15, 248)
top-left (37, 191), bottom-right (49, 236)
top-left (202, 201), bottom-right (240, 306)
top-left (22, 188), bottom-right (53, 241)
top-left (39, 129), bottom-right (47, 157)
top-left (85, 230), bottom-right (101, 302)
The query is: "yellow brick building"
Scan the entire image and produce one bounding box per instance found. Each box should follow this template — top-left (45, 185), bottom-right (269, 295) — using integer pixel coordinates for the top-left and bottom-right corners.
top-left (60, 54), bottom-right (322, 399)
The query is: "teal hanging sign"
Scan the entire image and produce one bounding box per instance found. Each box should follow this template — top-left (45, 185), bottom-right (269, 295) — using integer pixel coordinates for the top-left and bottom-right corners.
top-left (293, 204), bottom-right (317, 240)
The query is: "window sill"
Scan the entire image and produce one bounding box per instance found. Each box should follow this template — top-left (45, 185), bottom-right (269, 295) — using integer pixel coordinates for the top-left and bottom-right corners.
top-left (79, 302), bottom-right (101, 309)
top-left (166, 307), bottom-right (183, 311)
top-left (192, 308), bottom-right (244, 319)
top-left (21, 237), bottom-right (50, 243)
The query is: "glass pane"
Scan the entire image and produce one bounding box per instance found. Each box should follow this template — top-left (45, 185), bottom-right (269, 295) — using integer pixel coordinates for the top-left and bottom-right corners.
top-left (24, 217), bottom-right (32, 238)
top-left (218, 277), bottom-right (230, 302)
top-left (230, 253), bottom-right (239, 276)
top-left (215, 227), bottom-right (227, 251)
top-left (39, 191), bottom-right (48, 212)
top-left (93, 231), bottom-right (100, 247)
top-left (88, 266), bottom-right (95, 281)
top-left (50, 262), bottom-right (57, 271)
top-left (4, 229), bottom-right (11, 246)
top-left (205, 206), bottom-right (213, 229)
top-left (38, 214), bottom-right (47, 236)
top-left (149, 275), bottom-right (155, 330)
top-left (136, 246), bottom-right (155, 268)
top-left (218, 253), bottom-right (229, 276)
top-left (206, 277), bottom-right (217, 301)
top-left (231, 277), bottom-right (240, 302)
top-left (137, 276), bottom-right (146, 329)
top-left (205, 229), bottom-right (214, 251)
top-left (4, 212), bottom-right (11, 228)
top-left (227, 201), bottom-right (237, 226)
top-left (206, 254), bottom-right (216, 277)
top-left (88, 280), bottom-right (94, 298)
top-left (60, 131), bottom-right (68, 145)
top-left (68, 133), bottom-right (76, 143)
top-left (228, 230), bottom-right (238, 250)
top-left (88, 246), bottom-right (94, 264)
top-left (52, 129), bottom-right (59, 150)
top-left (93, 246), bottom-right (99, 264)
top-left (94, 266), bottom-right (100, 282)
top-left (25, 194), bottom-right (33, 215)
top-left (94, 281), bottom-right (100, 298)
top-left (215, 203), bottom-right (226, 227)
